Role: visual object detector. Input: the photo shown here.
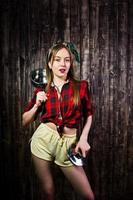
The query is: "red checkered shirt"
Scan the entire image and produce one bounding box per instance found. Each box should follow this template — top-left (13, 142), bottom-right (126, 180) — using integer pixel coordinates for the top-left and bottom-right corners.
top-left (24, 79), bottom-right (93, 129)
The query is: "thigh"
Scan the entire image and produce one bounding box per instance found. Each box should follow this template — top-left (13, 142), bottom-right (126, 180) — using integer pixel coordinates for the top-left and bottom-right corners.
top-left (32, 155), bottom-right (54, 192)
top-left (60, 166), bottom-right (94, 200)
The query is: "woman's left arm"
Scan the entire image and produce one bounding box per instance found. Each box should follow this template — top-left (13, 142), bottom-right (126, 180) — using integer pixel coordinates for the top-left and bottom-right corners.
top-left (75, 115), bottom-right (92, 157)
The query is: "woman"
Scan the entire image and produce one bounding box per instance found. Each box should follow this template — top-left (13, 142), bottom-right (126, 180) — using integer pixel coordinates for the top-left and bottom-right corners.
top-left (22, 41), bottom-right (95, 200)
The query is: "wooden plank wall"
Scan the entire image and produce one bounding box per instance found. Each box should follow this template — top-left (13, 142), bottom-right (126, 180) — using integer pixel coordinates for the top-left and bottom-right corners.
top-left (0, 0), bottom-right (133, 200)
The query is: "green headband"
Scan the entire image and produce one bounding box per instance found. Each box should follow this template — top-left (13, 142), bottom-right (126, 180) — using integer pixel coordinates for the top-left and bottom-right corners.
top-left (66, 42), bottom-right (80, 63)
top-left (47, 41), bottom-right (80, 63)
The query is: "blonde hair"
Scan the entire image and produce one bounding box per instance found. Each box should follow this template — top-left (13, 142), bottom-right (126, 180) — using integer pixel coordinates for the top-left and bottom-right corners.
top-left (45, 42), bottom-right (80, 106)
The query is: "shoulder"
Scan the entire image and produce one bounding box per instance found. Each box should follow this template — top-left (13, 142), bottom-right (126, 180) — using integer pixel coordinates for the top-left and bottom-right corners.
top-left (70, 79), bottom-right (88, 85)
top-left (70, 79), bottom-right (89, 90)
top-left (79, 80), bottom-right (89, 88)
top-left (79, 80), bottom-right (92, 97)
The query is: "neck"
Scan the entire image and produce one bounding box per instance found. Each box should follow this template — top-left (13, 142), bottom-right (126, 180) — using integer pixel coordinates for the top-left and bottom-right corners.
top-left (53, 76), bottom-right (67, 87)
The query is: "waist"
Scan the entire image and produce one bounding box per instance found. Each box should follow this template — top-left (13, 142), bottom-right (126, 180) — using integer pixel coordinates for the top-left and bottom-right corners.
top-left (44, 122), bottom-right (77, 135)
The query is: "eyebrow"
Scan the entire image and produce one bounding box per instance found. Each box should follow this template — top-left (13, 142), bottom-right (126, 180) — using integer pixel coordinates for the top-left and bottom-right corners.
top-left (54, 56), bottom-right (70, 58)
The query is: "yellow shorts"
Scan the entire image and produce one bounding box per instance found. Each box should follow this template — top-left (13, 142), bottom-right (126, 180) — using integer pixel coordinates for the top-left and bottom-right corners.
top-left (30, 123), bottom-right (77, 167)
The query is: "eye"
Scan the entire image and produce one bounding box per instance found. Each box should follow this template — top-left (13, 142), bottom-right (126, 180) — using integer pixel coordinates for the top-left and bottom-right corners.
top-left (65, 58), bottom-right (70, 62)
top-left (54, 58), bottom-right (60, 62)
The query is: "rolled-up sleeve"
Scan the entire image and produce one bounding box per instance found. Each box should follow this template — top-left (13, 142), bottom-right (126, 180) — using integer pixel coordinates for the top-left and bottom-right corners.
top-left (24, 95), bottom-right (36, 113)
top-left (23, 88), bottom-right (43, 116)
top-left (81, 81), bottom-right (93, 119)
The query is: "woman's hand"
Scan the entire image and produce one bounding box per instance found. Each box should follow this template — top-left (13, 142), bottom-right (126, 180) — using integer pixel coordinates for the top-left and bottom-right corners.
top-left (75, 139), bottom-right (91, 158)
top-left (74, 115), bottom-right (92, 157)
top-left (36, 91), bottom-right (48, 106)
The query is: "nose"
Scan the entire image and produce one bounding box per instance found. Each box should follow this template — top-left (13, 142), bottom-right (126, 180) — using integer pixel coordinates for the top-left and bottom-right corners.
top-left (60, 59), bottom-right (65, 66)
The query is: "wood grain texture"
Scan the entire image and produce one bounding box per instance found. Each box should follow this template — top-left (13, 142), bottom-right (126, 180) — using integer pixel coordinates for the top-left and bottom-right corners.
top-left (0, 0), bottom-right (133, 200)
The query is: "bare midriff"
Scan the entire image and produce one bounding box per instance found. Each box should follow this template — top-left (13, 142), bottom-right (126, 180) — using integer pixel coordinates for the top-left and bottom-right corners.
top-left (45, 122), bottom-right (77, 135)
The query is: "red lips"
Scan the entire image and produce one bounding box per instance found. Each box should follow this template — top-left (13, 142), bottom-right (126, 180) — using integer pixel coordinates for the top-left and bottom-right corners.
top-left (59, 69), bottom-right (66, 73)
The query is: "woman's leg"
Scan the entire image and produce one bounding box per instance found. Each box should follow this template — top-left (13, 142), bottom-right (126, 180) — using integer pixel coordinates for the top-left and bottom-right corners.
top-left (60, 165), bottom-right (95, 200)
top-left (32, 155), bottom-right (55, 200)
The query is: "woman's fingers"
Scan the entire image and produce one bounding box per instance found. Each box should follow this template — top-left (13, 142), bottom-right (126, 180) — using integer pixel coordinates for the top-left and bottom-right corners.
top-left (75, 143), bottom-right (91, 158)
top-left (36, 91), bottom-right (48, 105)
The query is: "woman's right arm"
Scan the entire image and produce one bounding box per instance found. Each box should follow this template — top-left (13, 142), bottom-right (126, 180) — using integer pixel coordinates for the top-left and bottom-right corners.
top-left (22, 104), bottom-right (40, 127)
top-left (22, 91), bottom-right (48, 127)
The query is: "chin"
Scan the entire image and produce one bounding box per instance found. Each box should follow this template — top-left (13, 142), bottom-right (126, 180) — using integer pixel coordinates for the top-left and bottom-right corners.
top-left (59, 73), bottom-right (67, 78)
